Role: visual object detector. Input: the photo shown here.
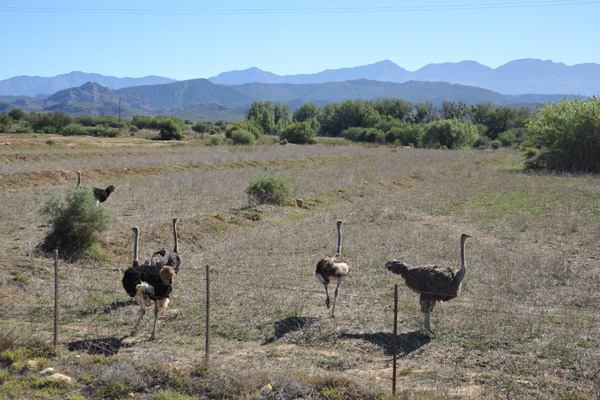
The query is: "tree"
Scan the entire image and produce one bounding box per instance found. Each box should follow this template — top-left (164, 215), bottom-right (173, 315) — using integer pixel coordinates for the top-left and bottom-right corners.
top-left (373, 98), bottom-right (413, 122)
top-left (280, 121), bottom-right (316, 144)
top-left (8, 108), bottom-right (25, 121)
top-left (158, 119), bottom-right (185, 140)
top-left (0, 113), bottom-right (12, 132)
top-left (525, 96), bottom-right (600, 172)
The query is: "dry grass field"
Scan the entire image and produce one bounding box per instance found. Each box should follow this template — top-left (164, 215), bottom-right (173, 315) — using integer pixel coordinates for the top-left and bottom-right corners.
top-left (0, 133), bottom-right (598, 399)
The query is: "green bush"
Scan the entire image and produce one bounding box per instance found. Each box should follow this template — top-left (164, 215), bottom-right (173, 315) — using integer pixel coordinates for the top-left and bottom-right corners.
top-left (158, 120), bottom-right (185, 140)
top-left (525, 97), bottom-right (600, 172)
top-left (341, 127), bottom-right (386, 144)
top-left (39, 186), bottom-right (111, 260)
top-left (208, 135), bottom-right (222, 146)
top-left (230, 129), bottom-right (256, 145)
top-left (279, 121), bottom-right (316, 144)
top-left (45, 139), bottom-right (56, 146)
top-left (0, 112), bottom-right (12, 132)
top-left (245, 172), bottom-right (292, 205)
top-left (386, 124), bottom-right (423, 146)
top-left (61, 123), bottom-right (87, 136)
top-left (422, 119), bottom-right (479, 149)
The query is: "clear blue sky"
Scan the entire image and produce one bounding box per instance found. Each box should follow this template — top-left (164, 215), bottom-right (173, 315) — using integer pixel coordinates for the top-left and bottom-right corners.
top-left (1, 0), bottom-right (599, 81)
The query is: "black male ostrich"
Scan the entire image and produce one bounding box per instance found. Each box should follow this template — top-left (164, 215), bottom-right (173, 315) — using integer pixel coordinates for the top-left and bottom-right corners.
top-left (122, 226), bottom-right (177, 340)
top-left (386, 233), bottom-right (472, 332)
top-left (77, 170), bottom-right (115, 203)
top-left (315, 220), bottom-right (350, 317)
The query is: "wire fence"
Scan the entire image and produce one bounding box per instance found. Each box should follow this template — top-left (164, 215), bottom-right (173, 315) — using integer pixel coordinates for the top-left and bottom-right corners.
top-left (4, 254), bottom-right (600, 395)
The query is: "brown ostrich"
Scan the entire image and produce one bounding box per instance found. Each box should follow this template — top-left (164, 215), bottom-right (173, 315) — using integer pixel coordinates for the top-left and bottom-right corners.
top-left (315, 220), bottom-right (350, 317)
top-left (386, 233), bottom-right (472, 332)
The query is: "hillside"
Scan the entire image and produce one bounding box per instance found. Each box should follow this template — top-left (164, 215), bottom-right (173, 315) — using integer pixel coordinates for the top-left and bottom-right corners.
top-left (1, 79), bottom-right (570, 121)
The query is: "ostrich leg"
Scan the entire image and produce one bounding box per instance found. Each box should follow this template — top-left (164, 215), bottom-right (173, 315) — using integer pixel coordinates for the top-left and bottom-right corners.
top-left (132, 307), bottom-right (145, 335)
top-left (331, 279), bottom-right (343, 317)
top-left (324, 286), bottom-right (330, 309)
top-left (150, 303), bottom-right (159, 340)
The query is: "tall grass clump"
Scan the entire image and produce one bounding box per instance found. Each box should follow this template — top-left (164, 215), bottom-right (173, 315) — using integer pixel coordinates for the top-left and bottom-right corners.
top-left (525, 96), bottom-right (600, 172)
top-left (38, 186), bottom-right (111, 260)
top-left (245, 172), bottom-right (292, 205)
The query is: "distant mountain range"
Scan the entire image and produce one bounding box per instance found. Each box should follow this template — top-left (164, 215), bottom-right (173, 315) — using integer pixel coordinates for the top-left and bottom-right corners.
top-left (1, 59), bottom-right (598, 98)
top-left (209, 59), bottom-right (600, 96)
top-left (0, 78), bottom-right (570, 122)
top-left (0, 71), bottom-right (176, 97)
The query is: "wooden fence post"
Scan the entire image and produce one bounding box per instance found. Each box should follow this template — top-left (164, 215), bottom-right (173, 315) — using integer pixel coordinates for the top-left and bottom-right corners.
top-left (54, 250), bottom-right (59, 349)
top-left (205, 264), bottom-right (210, 366)
top-left (392, 283), bottom-right (398, 394)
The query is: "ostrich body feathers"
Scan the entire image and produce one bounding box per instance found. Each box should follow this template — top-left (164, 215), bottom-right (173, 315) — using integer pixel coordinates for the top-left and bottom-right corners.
top-left (93, 185), bottom-right (115, 203)
top-left (315, 255), bottom-right (350, 284)
top-left (385, 261), bottom-right (461, 302)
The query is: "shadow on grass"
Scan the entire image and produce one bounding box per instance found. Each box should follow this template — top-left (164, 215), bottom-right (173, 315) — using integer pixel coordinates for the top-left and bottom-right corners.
top-left (262, 316), bottom-right (318, 345)
top-left (340, 330), bottom-right (431, 356)
top-left (67, 336), bottom-right (133, 356)
top-left (103, 299), bottom-right (137, 313)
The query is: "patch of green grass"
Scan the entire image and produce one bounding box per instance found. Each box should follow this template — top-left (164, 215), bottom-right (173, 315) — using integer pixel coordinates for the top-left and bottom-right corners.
top-left (9, 270), bottom-right (28, 284)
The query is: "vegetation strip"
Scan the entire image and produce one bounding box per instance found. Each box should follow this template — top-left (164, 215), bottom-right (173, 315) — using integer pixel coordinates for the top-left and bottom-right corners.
top-left (0, 153), bottom-right (386, 189)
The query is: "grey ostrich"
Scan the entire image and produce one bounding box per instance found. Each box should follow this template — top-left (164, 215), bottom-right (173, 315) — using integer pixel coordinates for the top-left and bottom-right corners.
top-left (144, 218), bottom-right (181, 274)
top-left (386, 233), bottom-right (472, 332)
top-left (122, 226), bottom-right (177, 340)
top-left (315, 220), bottom-right (350, 317)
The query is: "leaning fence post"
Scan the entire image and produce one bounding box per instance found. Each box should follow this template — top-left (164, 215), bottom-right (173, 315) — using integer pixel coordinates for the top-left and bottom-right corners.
top-left (392, 283), bottom-right (398, 394)
top-left (54, 250), bottom-right (59, 349)
top-left (205, 264), bottom-right (210, 366)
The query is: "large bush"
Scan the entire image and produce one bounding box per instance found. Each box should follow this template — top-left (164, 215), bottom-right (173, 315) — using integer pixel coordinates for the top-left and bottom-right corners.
top-left (421, 119), bottom-right (479, 149)
top-left (158, 120), bottom-right (185, 140)
top-left (39, 187), bottom-right (111, 260)
top-left (245, 172), bottom-right (292, 205)
top-left (525, 97), bottom-right (600, 172)
top-left (280, 121), bottom-right (316, 144)
top-left (230, 129), bottom-right (256, 145)
top-left (341, 127), bottom-right (386, 144)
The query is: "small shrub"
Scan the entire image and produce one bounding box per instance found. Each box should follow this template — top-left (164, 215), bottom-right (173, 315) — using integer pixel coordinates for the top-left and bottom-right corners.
top-left (491, 139), bottom-right (502, 149)
top-left (230, 129), bottom-right (256, 145)
top-left (45, 139), bottom-right (56, 146)
top-left (38, 186), bottom-right (111, 260)
top-left (208, 135), bottom-right (222, 146)
top-left (245, 172), bottom-right (292, 205)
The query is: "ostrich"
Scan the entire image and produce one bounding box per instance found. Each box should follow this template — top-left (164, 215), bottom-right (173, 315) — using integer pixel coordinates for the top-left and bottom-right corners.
top-left (315, 220), bottom-right (350, 317)
top-left (122, 226), bottom-right (177, 340)
top-left (144, 218), bottom-right (181, 274)
top-left (76, 170), bottom-right (115, 203)
top-left (385, 233), bottom-right (472, 332)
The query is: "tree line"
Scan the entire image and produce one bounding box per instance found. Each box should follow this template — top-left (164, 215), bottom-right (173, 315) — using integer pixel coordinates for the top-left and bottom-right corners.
top-left (1, 95), bottom-right (598, 172)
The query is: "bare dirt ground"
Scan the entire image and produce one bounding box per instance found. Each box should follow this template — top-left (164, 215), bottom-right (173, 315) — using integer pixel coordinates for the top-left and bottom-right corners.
top-left (0, 134), bottom-right (598, 399)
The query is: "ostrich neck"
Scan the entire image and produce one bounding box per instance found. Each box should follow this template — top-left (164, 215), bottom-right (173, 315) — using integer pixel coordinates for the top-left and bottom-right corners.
top-left (173, 220), bottom-right (178, 253)
top-left (133, 230), bottom-right (139, 265)
top-left (77, 172), bottom-right (81, 187)
top-left (336, 224), bottom-right (342, 255)
top-left (455, 239), bottom-right (467, 282)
